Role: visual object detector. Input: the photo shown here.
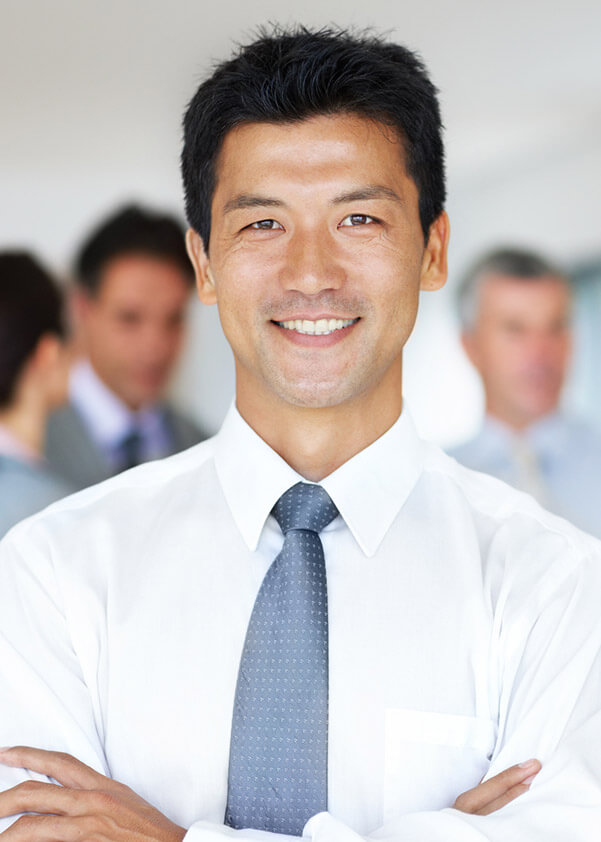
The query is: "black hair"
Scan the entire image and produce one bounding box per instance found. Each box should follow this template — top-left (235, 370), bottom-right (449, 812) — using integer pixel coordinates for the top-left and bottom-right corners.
top-left (75, 204), bottom-right (194, 294)
top-left (0, 252), bottom-right (64, 407)
top-left (182, 25), bottom-right (445, 248)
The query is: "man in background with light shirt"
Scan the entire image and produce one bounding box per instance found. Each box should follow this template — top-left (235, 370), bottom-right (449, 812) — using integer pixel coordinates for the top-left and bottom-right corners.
top-left (450, 247), bottom-right (601, 537)
top-left (45, 204), bottom-right (205, 489)
top-left (0, 26), bottom-right (599, 842)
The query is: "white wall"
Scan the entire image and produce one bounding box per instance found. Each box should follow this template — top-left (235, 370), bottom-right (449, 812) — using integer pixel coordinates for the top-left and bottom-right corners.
top-left (2, 0), bottom-right (600, 442)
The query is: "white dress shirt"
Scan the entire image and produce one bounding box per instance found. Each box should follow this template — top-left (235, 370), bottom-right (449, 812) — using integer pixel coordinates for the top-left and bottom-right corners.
top-left (0, 405), bottom-right (600, 841)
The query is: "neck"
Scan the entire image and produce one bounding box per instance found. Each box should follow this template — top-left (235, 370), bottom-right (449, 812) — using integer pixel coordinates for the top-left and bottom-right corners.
top-left (486, 402), bottom-right (556, 433)
top-left (0, 400), bottom-right (46, 457)
top-left (237, 386), bottom-right (403, 482)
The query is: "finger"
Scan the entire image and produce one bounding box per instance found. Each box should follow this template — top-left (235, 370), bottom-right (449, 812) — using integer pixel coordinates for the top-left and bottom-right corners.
top-left (454, 758), bottom-right (541, 813)
top-left (0, 747), bottom-right (109, 791)
top-left (0, 812), bottom-right (96, 841)
top-left (474, 782), bottom-right (532, 815)
top-left (0, 780), bottom-right (90, 820)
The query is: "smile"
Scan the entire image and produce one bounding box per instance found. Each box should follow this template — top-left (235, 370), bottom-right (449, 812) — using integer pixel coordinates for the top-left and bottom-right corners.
top-left (275, 318), bottom-right (359, 335)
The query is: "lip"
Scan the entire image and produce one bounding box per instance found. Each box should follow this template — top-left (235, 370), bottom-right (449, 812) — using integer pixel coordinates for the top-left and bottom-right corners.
top-left (271, 317), bottom-right (360, 346)
top-left (270, 314), bottom-right (357, 322)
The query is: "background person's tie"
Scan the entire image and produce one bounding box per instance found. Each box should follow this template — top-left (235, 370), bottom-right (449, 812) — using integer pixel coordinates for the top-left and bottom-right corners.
top-left (225, 482), bottom-right (339, 836)
top-left (118, 427), bottom-right (143, 471)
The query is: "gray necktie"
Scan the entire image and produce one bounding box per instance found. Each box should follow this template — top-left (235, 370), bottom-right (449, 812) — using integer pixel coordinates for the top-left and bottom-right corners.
top-left (225, 482), bottom-right (339, 836)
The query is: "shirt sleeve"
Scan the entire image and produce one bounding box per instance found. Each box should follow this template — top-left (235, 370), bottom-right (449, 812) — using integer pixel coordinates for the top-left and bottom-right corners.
top-left (0, 519), bottom-right (109, 831)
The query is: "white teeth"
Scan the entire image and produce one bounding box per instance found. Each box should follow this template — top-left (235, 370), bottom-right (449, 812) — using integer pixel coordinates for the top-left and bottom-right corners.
top-left (278, 318), bottom-right (357, 335)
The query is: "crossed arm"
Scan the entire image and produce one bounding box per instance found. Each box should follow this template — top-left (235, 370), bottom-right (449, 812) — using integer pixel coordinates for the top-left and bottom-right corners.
top-left (0, 746), bottom-right (539, 840)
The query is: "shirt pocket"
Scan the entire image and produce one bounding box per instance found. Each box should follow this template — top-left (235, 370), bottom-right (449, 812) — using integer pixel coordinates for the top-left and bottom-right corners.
top-left (383, 708), bottom-right (496, 820)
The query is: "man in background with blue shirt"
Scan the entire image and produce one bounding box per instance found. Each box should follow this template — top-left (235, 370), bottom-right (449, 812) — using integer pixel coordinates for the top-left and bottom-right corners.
top-left (451, 247), bottom-right (601, 537)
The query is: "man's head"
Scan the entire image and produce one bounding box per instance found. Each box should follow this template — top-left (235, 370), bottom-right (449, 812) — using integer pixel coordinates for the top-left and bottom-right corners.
top-left (74, 205), bottom-right (195, 410)
top-left (182, 27), bottom-right (449, 428)
top-left (458, 248), bottom-right (572, 430)
top-left (0, 252), bottom-right (66, 410)
top-left (182, 26), bottom-right (445, 251)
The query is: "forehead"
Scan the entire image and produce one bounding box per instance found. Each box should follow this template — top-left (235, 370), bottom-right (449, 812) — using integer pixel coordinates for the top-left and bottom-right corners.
top-left (212, 113), bottom-right (410, 197)
top-left (478, 273), bottom-right (572, 316)
top-left (97, 254), bottom-right (191, 303)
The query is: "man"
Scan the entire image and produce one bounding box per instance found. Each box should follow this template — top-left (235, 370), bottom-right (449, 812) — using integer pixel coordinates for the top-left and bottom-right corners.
top-left (450, 247), bottom-right (601, 537)
top-left (0, 26), bottom-right (599, 842)
top-left (45, 204), bottom-right (205, 489)
top-left (0, 252), bottom-right (73, 537)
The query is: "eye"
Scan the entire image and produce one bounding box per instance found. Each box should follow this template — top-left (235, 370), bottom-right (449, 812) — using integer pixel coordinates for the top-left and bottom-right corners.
top-left (339, 213), bottom-right (377, 227)
top-left (247, 219), bottom-right (284, 230)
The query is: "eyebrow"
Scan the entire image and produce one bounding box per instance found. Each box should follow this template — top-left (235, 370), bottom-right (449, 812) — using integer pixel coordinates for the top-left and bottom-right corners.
top-left (331, 185), bottom-right (403, 205)
top-left (223, 195), bottom-right (285, 214)
top-left (222, 185), bottom-right (403, 215)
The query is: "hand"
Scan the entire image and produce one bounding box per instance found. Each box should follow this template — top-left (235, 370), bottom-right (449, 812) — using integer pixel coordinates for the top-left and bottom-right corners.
top-left (0, 746), bottom-right (186, 841)
top-left (453, 758), bottom-right (541, 815)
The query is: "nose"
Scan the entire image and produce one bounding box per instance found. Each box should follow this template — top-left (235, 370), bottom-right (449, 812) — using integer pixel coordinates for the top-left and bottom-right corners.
top-left (139, 320), bottom-right (182, 366)
top-left (279, 227), bottom-right (345, 294)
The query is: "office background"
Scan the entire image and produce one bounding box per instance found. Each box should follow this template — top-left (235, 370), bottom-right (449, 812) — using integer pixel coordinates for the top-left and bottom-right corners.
top-left (2, 0), bottom-right (600, 445)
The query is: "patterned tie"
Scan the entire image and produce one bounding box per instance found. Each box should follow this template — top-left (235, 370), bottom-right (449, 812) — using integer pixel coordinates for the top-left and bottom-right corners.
top-left (225, 482), bottom-right (339, 836)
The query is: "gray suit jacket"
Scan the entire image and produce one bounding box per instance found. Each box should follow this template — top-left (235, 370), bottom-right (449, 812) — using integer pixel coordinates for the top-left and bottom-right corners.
top-left (0, 455), bottom-right (74, 539)
top-left (45, 403), bottom-right (206, 490)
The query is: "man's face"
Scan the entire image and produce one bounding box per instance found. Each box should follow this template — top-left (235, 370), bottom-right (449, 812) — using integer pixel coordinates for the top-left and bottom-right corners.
top-left (79, 254), bottom-right (191, 410)
top-left (187, 113), bottom-right (448, 420)
top-left (462, 274), bottom-right (572, 429)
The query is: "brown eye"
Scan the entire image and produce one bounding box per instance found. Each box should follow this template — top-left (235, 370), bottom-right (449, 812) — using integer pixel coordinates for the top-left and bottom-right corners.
top-left (249, 219), bottom-right (284, 230)
top-left (339, 214), bottom-right (376, 227)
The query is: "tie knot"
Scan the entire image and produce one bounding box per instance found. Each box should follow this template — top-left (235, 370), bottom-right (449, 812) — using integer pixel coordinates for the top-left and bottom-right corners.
top-left (272, 482), bottom-right (338, 535)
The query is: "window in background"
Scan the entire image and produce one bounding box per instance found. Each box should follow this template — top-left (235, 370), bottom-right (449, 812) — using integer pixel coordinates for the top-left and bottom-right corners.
top-left (566, 257), bottom-right (601, 432)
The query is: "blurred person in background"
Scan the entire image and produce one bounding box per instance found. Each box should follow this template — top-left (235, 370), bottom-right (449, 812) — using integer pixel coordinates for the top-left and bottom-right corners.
top-left (0, 252), bottom-right (73, 537)
top-left (450, 247), bottom-right (601, 536)
top-left (45, 204), bottom-right (206, 489)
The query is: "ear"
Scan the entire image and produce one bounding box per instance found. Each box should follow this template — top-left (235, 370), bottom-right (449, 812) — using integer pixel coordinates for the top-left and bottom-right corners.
top-left (186, 229), bottom-right (217, 305)
top-left (419, 211), bottom-right (450, 292)
top-left (460, 329), bottom-right (480, 369)
top-left (24, 334), bottom-right (62, 383)
top-left (34, 333), bottom-right (62, 367)
top-left (70, 286), bottom-right (94, 324)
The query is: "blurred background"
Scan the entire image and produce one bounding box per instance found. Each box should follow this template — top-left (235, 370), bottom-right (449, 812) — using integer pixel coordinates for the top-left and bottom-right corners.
top-left (2, 0), bottom-right (600, 444)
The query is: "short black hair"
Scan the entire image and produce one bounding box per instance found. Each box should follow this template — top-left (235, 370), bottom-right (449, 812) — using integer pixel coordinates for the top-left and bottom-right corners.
top-left (457, 247), bottom-right (569, 330)
top-left (75, 204), bottom-right (194, 294)
top-left (182, 25), bottom-right (445, 249)
top-left (0, 252), bottom-right (64, 407)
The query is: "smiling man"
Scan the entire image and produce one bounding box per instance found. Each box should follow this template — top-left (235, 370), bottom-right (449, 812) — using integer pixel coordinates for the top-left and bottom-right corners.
top-left (0, 26), bottom-right (600, 842)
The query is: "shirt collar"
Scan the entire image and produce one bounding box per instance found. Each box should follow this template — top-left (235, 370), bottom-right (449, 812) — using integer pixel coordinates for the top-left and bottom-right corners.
top-left (69, 358), bottom-right (164, 447)
top-left (214, 403), bottom-right (426, 558)
top-left (481, 412), bottom-right (568, 459)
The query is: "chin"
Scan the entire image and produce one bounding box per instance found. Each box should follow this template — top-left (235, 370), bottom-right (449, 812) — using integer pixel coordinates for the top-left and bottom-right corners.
top-left (119, 387), bottom-right (162, 411)
top-left (275, 381), bottom-right (359, 410)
